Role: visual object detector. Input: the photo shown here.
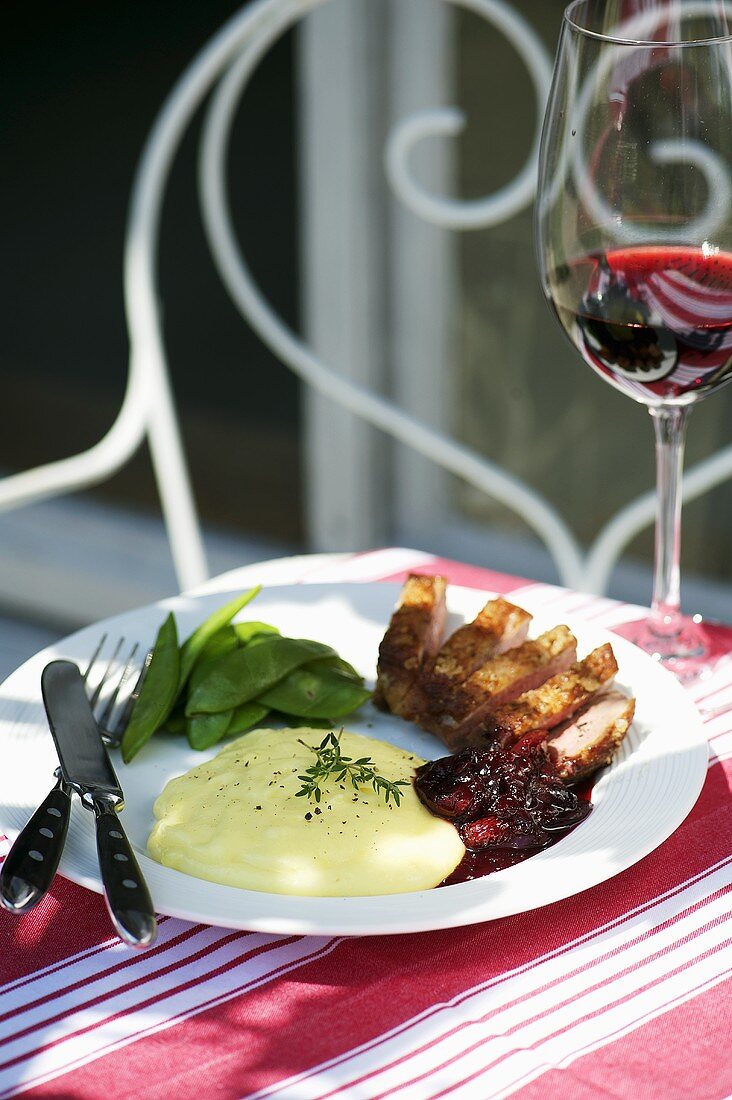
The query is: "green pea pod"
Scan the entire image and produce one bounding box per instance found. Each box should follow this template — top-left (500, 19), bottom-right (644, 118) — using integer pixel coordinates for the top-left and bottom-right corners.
top-left (314, 655), bottom-right (363, 682)
top-left (226, 701), bottom-right (270, 736)
top-left (200, 625), bottom-right (240, 658)
top-left (258, 661), bottom-right (371, 719)
top-left (188, 628), bottom-right (240, 694)
top-left (233, 621), bottom-right (279, 644)
top-left (186, 710), bottom-right (234, 751)
top-left (121, 613), bottom-right (180, 763)
top-left (163, 711), bottom-right (187, 736)
top-left (178, 586), bottom-right (261, 694)
top-left (244, 634), bottom-right (280, 650)
top-left (185, 636), bottom-right (337, 715)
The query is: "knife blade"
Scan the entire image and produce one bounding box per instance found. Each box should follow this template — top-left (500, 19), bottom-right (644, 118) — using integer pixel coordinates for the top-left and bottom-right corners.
top-left (41, 660), bottom-right (157, 948)
top-left (42, 660), bottom-right (122, 800)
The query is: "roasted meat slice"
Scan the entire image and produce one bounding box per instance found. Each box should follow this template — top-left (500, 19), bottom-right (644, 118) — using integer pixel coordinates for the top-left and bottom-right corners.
top-left (546, 691), bottom-right (636, 782)
top-left (374, 574), bottom-right (447, 716)
top-left (404, 598), bottom-right (531, 720)
top-left (481, 643), bottom-right (619, 745)
top-left (421, 625), bottom-right (577, 751)
top-left (427, 598), bottom-right (532, 694)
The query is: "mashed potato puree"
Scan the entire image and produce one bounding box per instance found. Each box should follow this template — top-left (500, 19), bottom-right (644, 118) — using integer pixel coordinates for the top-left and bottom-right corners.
top-left (147, 728), bottom-right (465, 896)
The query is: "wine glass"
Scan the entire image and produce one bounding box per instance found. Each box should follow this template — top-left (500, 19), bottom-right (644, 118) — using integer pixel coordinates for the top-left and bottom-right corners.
top-left (536, 0), bottom-right (732, 678)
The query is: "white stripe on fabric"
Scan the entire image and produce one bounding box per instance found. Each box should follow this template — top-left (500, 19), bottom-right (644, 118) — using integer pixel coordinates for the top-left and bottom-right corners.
top-left (0, 929), bottom-right (142, 998)
top-left (469, 957), bottom-right (732, 1100)
top-left (302, 549), bottom-right (438, 585)
top-left (708, 734), bottom-right (732, 766)
top-left (246, 862), bottom-right (732, 1100)
top-left (4, 552), bottom-right (727, 1100)
top-left (501, 584), bottom-right (569, 610)
top-left (702, 706), bottom-right (732, 734)
top-left (1, 935), bottom-right (341, 1099)
top-left (374, 908), bottom-right (732, 1100)
top-left (0, 921), bottom-right (233, 1042)
top-left (504, 587), bottom-right (637, 629)
top-left (588, 605), bottom-right (647, 630)
top-left (692, 663), bottom-right (732, 707)
top-left (0, 929), bottom-right (141, 996)
top-left (505, 587), bottom-right (645, 633)
top-left (571, 596), bottom-right (618, 622)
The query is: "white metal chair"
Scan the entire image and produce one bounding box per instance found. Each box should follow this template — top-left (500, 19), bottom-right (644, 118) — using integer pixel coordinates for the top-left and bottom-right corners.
top-left (2, 0), bottom-right (731, 601)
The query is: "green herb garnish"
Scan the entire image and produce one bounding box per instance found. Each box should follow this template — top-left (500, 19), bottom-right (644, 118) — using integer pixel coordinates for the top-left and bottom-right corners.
top-left (295, 731), bottom-right (408, 807)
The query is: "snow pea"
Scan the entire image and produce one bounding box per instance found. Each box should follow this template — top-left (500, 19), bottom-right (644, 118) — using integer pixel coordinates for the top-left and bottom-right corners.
top-left (177, 586), bottom-right (261, 694)
top-left (226, 701), bottom-right (270, 736)
top-left (185, 622), bottom-right (278, 704)
top-left (185, 636), bottom-right (337, 715)
top-left (187, 628), bottom-right (240, 695)
top-left (233, 622), bottom-right (279, 644)
top-left (315, 654), bottom-right (362, 682)
top-left (121, 613), bottom-right (180, 763)
top-left (186, 710), bottom-right (234, 751)
top-left (163, 710), bottom-right (187, 736)
top-left (258, 661), bottom-right (371, 719)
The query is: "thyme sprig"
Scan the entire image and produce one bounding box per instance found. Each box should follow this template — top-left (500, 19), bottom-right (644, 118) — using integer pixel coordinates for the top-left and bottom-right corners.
top-left (295, 730), bottom-right (408, 806)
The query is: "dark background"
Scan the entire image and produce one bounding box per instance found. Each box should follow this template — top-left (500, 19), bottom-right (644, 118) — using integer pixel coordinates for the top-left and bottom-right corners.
top-left (5, 0), bottom-right (732, 602)
top-left (1, 0), bottom-right (303, 544)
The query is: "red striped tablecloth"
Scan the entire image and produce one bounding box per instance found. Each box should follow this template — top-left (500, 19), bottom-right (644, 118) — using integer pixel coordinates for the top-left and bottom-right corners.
top-left (1, 547), bottom-right (731, 1099)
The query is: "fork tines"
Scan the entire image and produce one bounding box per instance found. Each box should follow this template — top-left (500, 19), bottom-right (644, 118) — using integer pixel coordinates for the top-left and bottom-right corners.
top-left (83, 636), bottom-right (149, 747)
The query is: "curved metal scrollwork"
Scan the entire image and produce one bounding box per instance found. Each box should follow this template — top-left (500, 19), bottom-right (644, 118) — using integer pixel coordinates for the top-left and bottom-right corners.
top-left (195, 0), bottom-right (586, 586)
top-left (139, 0), bottom-right (732, 592)
top-left (3, 0), bottom-right (731, 597)
top-left (384, 0), bottom-right (553, 230)
top-left (570, 3), bottom-right (732, 247)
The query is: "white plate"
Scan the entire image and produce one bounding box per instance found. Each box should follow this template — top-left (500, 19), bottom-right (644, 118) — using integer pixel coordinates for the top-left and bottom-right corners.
top-left (0, 583), bottom-right (708, 936)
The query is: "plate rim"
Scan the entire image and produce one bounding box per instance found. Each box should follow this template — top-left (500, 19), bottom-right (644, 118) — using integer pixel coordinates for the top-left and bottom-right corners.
top-left (0, 580), bottom-right (709, 936)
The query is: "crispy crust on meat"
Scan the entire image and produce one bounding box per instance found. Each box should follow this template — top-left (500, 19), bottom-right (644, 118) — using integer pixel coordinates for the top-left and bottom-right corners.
top-left (403, 598), bottom-right (531, 720)
top-left (375, 574), bottom-right (447, 716)
top-left (421, 625), bottom-right (577, 750)
top-left (373, 578), bottom-right (634, 784)
top-left (482, 643), bottom-right (618, 744)
top-left (427, 599), bottom-right (532, 693)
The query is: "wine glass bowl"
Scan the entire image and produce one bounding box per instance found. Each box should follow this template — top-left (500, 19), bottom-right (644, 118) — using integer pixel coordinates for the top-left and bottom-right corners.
top-left (536, 0), bottom-right (732, 676)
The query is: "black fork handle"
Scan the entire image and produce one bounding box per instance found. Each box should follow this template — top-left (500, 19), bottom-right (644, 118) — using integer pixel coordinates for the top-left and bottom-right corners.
top-left (0, 774), bottom-right (71, 912)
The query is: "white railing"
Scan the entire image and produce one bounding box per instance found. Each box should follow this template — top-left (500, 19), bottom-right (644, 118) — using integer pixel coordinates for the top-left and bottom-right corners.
top-left (3, 0), bottom-right (732, 598)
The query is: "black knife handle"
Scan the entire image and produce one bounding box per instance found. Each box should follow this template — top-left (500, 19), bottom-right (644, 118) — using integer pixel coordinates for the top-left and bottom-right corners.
top-left (0, 776), bottom-right (71, 913)
top-left (92, 797), bottom-right (157, 949)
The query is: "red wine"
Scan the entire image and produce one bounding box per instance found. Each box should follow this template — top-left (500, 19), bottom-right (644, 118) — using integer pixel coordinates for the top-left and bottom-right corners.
top-left (548, 245), bottom-right (732, 402)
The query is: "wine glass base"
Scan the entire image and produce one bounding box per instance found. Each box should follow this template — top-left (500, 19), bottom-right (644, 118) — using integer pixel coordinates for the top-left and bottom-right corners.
top-left (612, 616), bottom-right (731, 682)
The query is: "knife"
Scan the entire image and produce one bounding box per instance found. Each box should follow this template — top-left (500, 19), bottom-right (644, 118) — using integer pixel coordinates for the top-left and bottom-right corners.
top-left (40, 660), bottom-right (157, 948)
top-left (0, 767), bottom-right (72, 913)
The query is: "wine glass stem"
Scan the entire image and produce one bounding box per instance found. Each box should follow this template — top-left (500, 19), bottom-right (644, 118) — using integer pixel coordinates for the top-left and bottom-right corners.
top-left (649, 404), bottom-right (689, 640)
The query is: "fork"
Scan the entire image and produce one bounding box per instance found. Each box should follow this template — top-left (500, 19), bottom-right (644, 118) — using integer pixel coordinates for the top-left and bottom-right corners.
top-left (0, 637), bottom-right (150, 915)
top-left (84, 634), bottom-right (152, 748)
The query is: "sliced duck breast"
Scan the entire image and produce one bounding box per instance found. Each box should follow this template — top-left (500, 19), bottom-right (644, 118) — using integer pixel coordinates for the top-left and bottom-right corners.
top-left (482, 643), bottom-right (619, 745)
top-left (547, 691), bottom-right (636, 782)
top-left (374, 574), bottom-right (447, 716)
top-left (422, 625), bottom-right (577, 751)
top-left (405, 598), bottom-right (531, 719)
top-left (426, 598), bottom-right (532, 693)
